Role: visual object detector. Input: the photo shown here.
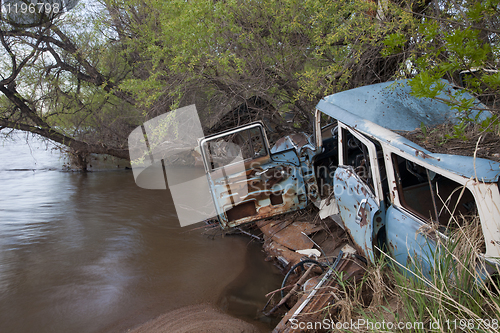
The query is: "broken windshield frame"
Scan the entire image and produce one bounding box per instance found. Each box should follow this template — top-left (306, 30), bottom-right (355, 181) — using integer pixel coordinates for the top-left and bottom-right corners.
top-left (200, 122), bottom-right (270, 172)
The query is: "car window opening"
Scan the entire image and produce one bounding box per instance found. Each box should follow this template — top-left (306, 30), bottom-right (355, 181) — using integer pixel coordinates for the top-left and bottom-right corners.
top-left (342, 128), bottom-right (375, 193)
top-left (391, 153), bottom-right (484, 252)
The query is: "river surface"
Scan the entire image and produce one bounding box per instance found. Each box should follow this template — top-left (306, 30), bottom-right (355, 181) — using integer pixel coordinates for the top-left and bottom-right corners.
top-left (0, 131), bottom-right (281, 333)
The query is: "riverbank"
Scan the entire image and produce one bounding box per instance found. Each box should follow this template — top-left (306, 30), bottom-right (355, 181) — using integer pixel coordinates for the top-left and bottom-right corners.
top-left (110, 233), bottom-right (281, 333)
top-left (127, 304), bottom-right (260, 333)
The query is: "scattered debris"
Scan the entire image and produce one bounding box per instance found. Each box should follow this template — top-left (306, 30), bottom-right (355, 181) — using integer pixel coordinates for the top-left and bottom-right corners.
top-left (249, 207), bottom-right (366, 332)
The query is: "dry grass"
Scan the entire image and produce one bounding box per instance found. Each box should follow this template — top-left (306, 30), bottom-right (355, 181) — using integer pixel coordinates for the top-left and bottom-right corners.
top-left (403, 123), bottom-right (500, 162)
top-left (450, 214), bottom-right (486, 257)
top-left (316, 212), bottom-right (500, 333)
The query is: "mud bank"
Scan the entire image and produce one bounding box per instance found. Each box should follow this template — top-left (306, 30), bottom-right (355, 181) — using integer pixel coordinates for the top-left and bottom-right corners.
top-left (121, 238), bottom-right (280, 333)
top-left (127, 304), bottom-right (260, 333)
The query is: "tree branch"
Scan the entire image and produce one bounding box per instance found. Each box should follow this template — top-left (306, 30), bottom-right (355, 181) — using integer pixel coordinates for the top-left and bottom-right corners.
top-left (405, 9), bottom-right (500, 34)
top-left (0, 117), bottom-right (129, 159)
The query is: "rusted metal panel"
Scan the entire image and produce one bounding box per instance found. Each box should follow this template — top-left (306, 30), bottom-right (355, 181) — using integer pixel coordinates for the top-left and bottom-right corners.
top-left (271, 133), bottom-right (308, 153)
top-left (262, 240), bottom-right (308, 269)
top-left (226, 200), bottom-right (256, 222)
top-left (257, 220), bottom-right (321, 251)
top-left (334, 166), bottom-right (378, 263)
top-left (201, 122), bottom-right (317, 229)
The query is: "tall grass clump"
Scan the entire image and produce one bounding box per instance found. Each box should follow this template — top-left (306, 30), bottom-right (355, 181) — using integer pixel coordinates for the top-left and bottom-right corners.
top-left (336, 212), bottom-right (500, 333)
top-left (326, 255), bottom-right (401, 333)
top-left (382, 215), bottom-right (500, 333)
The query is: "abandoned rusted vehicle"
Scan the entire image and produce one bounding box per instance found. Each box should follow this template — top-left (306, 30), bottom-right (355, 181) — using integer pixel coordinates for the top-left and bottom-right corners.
top-left (199, 123), bottom-right (319, 229)
top-left (200, 80), bottom-right (500, 274)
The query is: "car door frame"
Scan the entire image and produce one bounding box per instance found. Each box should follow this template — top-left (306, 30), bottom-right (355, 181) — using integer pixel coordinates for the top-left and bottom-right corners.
top-left (334, 122), bottom-right (384, 263)
top-left (199, 122), bottom-right (309, 229)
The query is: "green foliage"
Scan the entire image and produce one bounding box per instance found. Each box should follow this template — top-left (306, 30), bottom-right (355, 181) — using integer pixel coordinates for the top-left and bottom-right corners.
top-left (349, 233), bottom-right (500, 333)
top-left (386, 235), bottom-right (500, 333)
top-left (0, 0), bottom-right (142, 156)
top-left (382, 33), bottom-right (407, 56)
top-left (3, 0), bottom-right (498, 155)
top-left (404, 0), bottom-right (500, 132)
top-left (448, 121), bottom-right (469, 140)
top-left (420, 121), bottom-right (427, 138)
top-left (112, 0), bottom-right (417, 123)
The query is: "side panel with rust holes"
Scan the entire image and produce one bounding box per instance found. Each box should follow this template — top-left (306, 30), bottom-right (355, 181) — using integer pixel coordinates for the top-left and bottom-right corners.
top-left (334, 166), bottom-right (379, 263)
top-left (385, 205), bottom-right (437, 279)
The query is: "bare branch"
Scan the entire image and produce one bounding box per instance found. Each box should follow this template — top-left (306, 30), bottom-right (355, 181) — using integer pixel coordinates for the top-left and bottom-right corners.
top-left (406, 9), bottom-right (500, 34)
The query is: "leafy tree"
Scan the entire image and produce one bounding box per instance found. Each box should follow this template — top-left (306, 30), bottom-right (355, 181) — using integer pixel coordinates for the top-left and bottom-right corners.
top-left (0, 1), bottom-right (139, 168)
top-left (112, 0), bottom-right (423, 130)
top-left (383, 0), bottom-right (500, 135)
top-left (4, 0), bottom-right (495, 171)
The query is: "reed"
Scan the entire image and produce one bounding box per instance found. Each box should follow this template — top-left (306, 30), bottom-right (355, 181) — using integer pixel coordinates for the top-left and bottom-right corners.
top-left (326, 214), bottom-right (500, 332)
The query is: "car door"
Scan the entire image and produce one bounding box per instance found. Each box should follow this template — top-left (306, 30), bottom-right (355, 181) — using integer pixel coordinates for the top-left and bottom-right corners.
top-left (333, 124), bottom-right (383, 264)
top-left (383, 152), bottom-right (477, 278)
top-left (200, 122), bottom-right (309, 229)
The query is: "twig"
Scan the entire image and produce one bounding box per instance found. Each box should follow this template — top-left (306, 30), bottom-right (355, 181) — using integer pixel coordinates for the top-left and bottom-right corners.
top-left (265, 285), bottom-right (292, 298)
top-left (264, 263), bottom-right (316, 316)
top-left (235, 227), bottom-right (262, 241)
top-left (403, 9), bottom-right (500, 35)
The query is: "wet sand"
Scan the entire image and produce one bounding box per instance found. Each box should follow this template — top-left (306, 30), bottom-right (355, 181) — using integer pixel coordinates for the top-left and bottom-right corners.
top-left (123, 241), bottom-right (280, 333)
top-left (127, 304), bottom-right (260, 333)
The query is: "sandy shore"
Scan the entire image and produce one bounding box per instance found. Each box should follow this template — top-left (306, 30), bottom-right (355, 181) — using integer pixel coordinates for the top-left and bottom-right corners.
top-left (126, 303), bottom-right (261, 333)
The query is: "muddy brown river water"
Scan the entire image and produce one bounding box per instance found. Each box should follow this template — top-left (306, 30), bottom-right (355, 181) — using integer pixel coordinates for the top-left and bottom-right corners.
top-left (0, 131), bottom-right (281, 333)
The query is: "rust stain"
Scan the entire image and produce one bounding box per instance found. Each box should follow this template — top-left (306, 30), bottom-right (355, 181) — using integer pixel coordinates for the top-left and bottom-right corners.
top-left (361, 186), bottom-right (367, 196)
top-left (358, 205), bottom-right (368, 228)
top-left (344, 227), bottom-right (369, 260)
top-left (226, 201), bottom-right (256, 222)
top-left (257, 221), bottom-right (321, 251)
top-left (262, 240), bottom-right (304, 268)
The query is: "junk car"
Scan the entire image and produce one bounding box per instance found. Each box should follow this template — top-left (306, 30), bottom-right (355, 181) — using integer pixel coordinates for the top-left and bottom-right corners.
top-left (200, 80), bottom-right (500, 273)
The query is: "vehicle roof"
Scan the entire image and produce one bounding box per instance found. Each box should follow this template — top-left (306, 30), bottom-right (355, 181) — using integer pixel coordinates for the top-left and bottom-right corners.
top-left (316, 80), bottom-right (500, 182)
